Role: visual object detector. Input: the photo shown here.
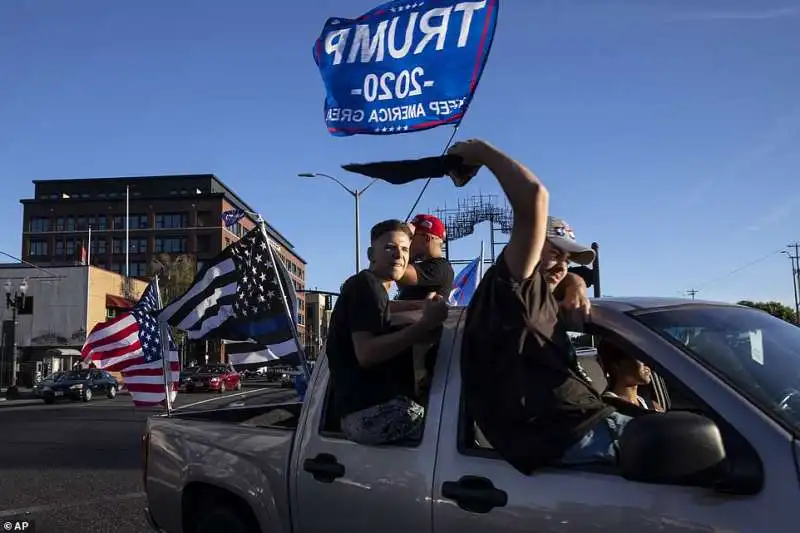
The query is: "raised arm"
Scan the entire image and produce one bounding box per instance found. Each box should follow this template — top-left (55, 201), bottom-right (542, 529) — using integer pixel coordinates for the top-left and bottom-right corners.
top-left (448, 140), bottom-right (549, 281)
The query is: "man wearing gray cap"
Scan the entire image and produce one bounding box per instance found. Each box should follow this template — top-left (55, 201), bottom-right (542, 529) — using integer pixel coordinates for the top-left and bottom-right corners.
top-left (447, 139), bottom-right (628, 475)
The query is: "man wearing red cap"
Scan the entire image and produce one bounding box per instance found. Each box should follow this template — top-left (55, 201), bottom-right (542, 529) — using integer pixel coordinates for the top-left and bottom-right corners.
top-left (396, 213), bottom-right (455, 301)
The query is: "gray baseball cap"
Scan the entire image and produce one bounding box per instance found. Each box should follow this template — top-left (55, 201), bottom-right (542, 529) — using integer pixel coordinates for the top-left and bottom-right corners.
top-left (547, 216), bottom-right (595, 265)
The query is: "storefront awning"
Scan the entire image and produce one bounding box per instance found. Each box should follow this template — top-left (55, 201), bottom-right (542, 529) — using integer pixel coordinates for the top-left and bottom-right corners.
top-left (106, 294), bottom-right (134, 309)
top-left (45, 348), bottom-right (82, 357)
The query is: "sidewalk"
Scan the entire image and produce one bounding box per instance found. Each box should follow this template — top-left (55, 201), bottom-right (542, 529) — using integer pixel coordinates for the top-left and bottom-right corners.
top-left (0, 387), bottom-right (40, 408)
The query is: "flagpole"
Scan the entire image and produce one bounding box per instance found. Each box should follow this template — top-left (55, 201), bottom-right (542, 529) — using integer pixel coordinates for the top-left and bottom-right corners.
top-left (154, 275), bottom-right (174, 415)
top-left (256, 215), bottom-right (311, 382)
top-left (87, 225), bottom-right (92, 266)
top-left (125, 185), bottom-right (130, 287)
top-left (479, 240), bottom-right (484, 280)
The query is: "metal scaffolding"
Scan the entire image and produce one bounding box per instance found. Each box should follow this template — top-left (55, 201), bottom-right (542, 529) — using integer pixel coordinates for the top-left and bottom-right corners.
top-left (430, 193), bottom-right (512, 266)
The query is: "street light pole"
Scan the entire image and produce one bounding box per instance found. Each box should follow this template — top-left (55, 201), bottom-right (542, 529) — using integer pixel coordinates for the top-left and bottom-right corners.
top-left (4, 279), bottom-right (28, 398)
top-left (785, 247), bottom-right (800, 323)
top-left (298, 172), bottom-right (377, 274)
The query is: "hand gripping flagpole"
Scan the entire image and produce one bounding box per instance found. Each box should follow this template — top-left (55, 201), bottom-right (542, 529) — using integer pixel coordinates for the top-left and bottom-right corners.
top-left (154, 275), bottom-right (174, 415)
top-left (256, 215), bottom-right (312, 383)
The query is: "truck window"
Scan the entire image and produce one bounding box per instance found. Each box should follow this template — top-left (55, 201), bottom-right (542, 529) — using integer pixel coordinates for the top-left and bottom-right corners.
top-left (318, 341), bottom-right (441, 446)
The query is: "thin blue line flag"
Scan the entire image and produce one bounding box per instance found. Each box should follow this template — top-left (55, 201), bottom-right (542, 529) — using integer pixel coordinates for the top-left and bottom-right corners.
top-left (314, 0), bottom-right (499, 136)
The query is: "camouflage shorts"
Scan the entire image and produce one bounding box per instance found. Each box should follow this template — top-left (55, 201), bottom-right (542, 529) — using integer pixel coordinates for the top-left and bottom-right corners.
top-left (341, 396), bottom-right (425, 445)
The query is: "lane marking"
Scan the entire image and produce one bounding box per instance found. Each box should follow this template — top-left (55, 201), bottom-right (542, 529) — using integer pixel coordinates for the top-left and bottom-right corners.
top-left (0, 492), bottom-right (145, 518)
top-left (173, 387), bottom-right (277, 411)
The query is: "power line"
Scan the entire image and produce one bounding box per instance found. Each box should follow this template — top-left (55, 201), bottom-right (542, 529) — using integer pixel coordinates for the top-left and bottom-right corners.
top-left (692, 247), bottom-right (785, 291)
top-left (686, 288), bottom-right (699, 300)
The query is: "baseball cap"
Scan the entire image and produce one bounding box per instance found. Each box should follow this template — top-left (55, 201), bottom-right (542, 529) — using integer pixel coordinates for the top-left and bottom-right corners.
top-left (547, 216), bottom-right (595, 265)
top-left (409, 214), bottom-right (446, 240)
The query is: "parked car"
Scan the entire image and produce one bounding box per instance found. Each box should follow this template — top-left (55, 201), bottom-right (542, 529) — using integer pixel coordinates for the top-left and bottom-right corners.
top-left (143, 298), bottom-right (800, 533)
top-left (42, 368), bottom-right (119, 404)
top-left (32, 371), bottom-right (64, 398)
top-left (179, 367), bottom-right (200, 392)
top-left (184, 364), bottom-right (241, 393)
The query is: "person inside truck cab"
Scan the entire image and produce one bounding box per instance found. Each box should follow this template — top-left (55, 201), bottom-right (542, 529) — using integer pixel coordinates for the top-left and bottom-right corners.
top-left (597, 338), bottom-right (664, 412)
top-left (454, 138), bottom-right (633, 474)
top-left (325, 219), bottom-right (449, 445)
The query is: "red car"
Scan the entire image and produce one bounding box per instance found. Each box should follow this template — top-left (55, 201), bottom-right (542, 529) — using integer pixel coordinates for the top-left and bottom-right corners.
top-left (185, 364), bottom-right (242, 393)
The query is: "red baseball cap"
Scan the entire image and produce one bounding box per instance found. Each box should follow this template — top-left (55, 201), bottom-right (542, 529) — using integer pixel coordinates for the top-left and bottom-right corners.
top-left (410, 214), bottom-right (446, 240)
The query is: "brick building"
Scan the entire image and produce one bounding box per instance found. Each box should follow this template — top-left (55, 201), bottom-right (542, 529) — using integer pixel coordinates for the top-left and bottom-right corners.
top-left (19, 175), bottom-right (306, 362)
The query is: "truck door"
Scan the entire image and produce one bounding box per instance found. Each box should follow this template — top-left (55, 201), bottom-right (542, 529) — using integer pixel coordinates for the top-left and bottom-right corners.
top-left (431, 318), bottom-right (791, 533)
top-left (290, 311), bottom-right (464, 533)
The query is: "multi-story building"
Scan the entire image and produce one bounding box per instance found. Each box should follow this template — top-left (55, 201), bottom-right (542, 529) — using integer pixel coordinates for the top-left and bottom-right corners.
top-left (0, 264), bottom-right (148, 388)
top-left (304, 292), bottom-right (334, 361)
top-left (19, 175), bottom-right (307, 361)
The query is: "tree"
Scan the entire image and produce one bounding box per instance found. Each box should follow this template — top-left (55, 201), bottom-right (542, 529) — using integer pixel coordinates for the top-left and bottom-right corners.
top-left (151, 254), bottom-right (197, 361)
top-left (737, 300), bottom-right (797, 323)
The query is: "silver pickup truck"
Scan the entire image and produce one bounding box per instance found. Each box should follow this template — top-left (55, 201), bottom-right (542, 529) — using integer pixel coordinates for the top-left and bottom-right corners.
top-left (143, 297), bottom-right (800, 533)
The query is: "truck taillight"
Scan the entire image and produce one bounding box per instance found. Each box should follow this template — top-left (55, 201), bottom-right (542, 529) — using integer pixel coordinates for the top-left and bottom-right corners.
top-left (140, 431), bottom-right (150, 486)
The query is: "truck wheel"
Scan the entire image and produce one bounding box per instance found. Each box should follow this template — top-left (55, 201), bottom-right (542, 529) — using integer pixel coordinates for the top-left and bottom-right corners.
top-left (194, 505), bottom-right (256, 533)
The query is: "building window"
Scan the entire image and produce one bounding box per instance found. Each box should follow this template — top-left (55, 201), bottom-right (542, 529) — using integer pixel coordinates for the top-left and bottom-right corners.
top-left (129, 238), bottom-right (148, 254)
top-left (95, 216), bottom-right (107, 231)
top-left (196, 211), bottom-right (212, 227)
top-left (110, 262), bottom-right (122, 274)
top-left (29, 217), bottom-right (50, 233)
top-left (55, 217), bottom-right (65, 231)
top-left (55, 240), bottom-right (64, 256)
top-left (155, 213), bottom-right (188, 229)
top-left (196, 235), bottom-right (211, 253)
top-left (29, 239), bottom-right (48, 257)
top-left (106, 308), bottom-right (117, 320)
top-left (65, 217), bottom-right (76, 231)
top-left (90, 238), bottom-right (108, 255)
top-left (130, 262), bottom-right (147, 277)
top-left (229, 222), bottom-right (244, 237)
top-left (77, 216), bottom-right (87, 230)
top-left (65, 239), bottom-right (75, 257)
top-left (112, 238), bottom-right (123, 255)
top-left (154, 237), bottom-right (187, 253)
top-left (129, 214), bottom-right (148, 229)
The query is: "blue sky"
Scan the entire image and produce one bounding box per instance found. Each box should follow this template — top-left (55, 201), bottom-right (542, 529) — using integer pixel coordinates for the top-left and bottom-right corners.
top-left (1, 0), bottom-right (798, 305)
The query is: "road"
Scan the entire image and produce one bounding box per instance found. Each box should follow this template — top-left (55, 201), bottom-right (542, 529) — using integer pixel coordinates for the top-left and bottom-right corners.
top-left (0, 381), bottom-right (297, 533)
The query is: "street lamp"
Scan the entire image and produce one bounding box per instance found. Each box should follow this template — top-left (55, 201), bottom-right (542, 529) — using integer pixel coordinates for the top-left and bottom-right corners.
top-left (4, 278), bottom-right (28, 397)
top-left (297, 172), bottom-right (377, 273)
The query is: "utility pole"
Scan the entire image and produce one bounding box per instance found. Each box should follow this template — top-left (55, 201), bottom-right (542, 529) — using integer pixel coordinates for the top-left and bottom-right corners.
top-left (687, 289), bottom-right (699, 300)
top-left (788, 243), bottom-right (800, 324)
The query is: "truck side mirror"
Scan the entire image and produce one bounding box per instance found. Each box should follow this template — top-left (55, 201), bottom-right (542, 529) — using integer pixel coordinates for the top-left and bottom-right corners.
top-left (618, 411), bottom-right (726, 487)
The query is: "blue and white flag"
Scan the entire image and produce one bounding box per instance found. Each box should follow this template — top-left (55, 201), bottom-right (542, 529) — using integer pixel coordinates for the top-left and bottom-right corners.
top-left (221, 209), bottom-right (246, 227)
top-left (449, 254), bottom-right (481, 306)
top-left (314, 0), bottom-right (499, 136)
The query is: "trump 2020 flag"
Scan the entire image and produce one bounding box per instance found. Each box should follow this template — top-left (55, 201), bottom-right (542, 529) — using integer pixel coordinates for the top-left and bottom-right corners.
top-left (314, 0), bottom-right (499, 136)
top-left (449, 254), bottom-right (481, 306)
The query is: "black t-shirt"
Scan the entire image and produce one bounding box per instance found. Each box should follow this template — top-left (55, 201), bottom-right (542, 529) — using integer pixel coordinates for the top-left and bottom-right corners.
top-left (397, 257), bottom-right (455, 300)
top-left (326, 270), bottom-right (415, 417)
top-left (461, 251), bottom-right (614, 474)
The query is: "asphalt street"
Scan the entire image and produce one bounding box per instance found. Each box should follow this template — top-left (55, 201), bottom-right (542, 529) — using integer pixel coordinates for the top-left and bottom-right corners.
top-left (0, 380), bottom-right (297, 533)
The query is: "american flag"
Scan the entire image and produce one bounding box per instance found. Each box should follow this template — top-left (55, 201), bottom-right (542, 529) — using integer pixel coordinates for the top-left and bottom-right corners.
top-left (81, 279), bottom-right (179, 407)
top-left (159, 226), bottom-right (299, 354)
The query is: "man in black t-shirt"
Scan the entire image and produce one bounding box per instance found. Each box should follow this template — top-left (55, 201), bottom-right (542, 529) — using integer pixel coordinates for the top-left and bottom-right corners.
top-left (326, 219), bottom-right (449, 445)
top-left (447, 139), bottom-right (632, 474)
top-left (396, 214), bottom-right (454, 301)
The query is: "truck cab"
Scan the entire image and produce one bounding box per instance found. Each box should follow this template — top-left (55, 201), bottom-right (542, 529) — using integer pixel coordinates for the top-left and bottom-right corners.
top-left (144, 299), bottom-right (800, 533)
